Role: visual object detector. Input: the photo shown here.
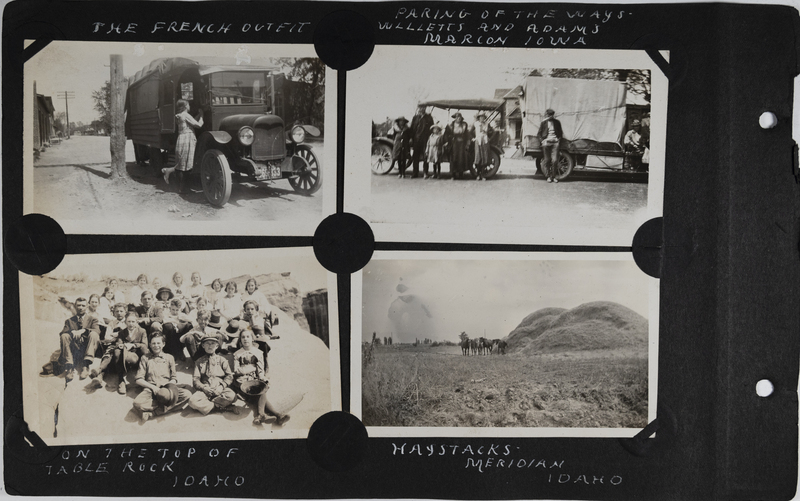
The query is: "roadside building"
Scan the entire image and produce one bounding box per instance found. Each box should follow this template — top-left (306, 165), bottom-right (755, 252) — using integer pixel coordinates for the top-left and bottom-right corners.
top-left (33, 81), bottom-right (56, 152)
top-left (494, 86), bottom-right (523, 146)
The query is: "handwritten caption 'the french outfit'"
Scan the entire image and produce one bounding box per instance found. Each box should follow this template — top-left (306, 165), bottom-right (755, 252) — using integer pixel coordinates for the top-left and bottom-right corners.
top-left (380, 7), bottom-right (633, 47)
top-left (91, 21), bottom-right (311, 35)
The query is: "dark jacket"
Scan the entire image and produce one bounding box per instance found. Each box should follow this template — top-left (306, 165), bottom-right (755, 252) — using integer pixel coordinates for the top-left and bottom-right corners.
top-left (537, 117), bottom-right (563, 142)
top-left (60, 314), bottom-right (100, 337)
top-left (410, 113), bottom-right (434, 146)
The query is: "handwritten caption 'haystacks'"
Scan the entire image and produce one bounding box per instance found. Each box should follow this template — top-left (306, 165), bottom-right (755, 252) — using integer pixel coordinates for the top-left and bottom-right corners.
top-left (43, 446), bottom-right (243, 489)
top-left (390, 442), bottom-right (623, 486)
top-left (380, 7), bottom-right (632, 47)
top-left (91, 21), bottom-right (311, 35)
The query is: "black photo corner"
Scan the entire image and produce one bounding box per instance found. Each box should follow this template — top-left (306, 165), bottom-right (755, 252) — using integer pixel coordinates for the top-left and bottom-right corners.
top-left (3, 1), bottom-right (800, 500)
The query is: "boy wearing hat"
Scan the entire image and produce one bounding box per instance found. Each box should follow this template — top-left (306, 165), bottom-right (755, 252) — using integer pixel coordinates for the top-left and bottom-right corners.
top-left (624, 119), bottom-right (644, 170)
top-left (537, 109), bottom-right (563, 183)
top-left (133, 333), bottom-right (191, 422)
top-left (188, 334), bottom-right (239, 415)
top-left (180, 310), bottom-right (230, 361)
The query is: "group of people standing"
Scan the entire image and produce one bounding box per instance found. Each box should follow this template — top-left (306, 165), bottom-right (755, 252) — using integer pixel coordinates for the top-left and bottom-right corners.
top-left (54, 273), bottom-right (289, 426)
top-left (388, 105), bottom-right (496, 180)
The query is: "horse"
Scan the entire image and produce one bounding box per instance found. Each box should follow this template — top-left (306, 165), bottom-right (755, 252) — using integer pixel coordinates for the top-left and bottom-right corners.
top-left (479, 337), bottom-right (493, 355)
top-left (469, 338), bottom-right (479, 356)
top-left (496, 340), bottom-right (508, 355)
top-left (460, 337), bottom-right (470, 356)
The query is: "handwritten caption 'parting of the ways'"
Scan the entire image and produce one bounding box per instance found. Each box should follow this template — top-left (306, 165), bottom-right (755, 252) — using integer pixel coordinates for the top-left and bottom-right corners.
top-left (380, 7), bottom-right (633, 47)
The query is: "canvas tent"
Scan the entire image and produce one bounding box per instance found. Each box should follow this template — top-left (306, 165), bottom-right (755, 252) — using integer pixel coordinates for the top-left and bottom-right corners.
top-left (522, 77), bottom-right (628, 145)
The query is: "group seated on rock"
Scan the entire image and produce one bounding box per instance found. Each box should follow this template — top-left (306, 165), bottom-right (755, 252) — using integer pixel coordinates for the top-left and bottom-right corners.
top-left (53, 276), bottom-right (288, 425)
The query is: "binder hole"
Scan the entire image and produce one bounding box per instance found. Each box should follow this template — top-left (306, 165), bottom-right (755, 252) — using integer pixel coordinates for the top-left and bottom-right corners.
top-left (755, 379), bottom-right (774, 397)
top-left (759, 112), bottom-right (777, 129)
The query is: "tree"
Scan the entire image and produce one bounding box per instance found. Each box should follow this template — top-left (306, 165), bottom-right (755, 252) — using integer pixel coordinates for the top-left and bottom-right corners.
top-left (458, 331), bottom-right (468, 343)
top-left (91, 80), bottom-right (113, 135)
top-left (275, 58), bottom-right (326, 130)
top-left (53, 112), bottom-right (67, 135)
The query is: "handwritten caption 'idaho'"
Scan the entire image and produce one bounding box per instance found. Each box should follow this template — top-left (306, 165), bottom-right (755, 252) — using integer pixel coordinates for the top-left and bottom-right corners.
top-left (380, 7), bottom-right (633, 47)
top-left (391, 442), bottom-right (623, 486)
top-left (43, 446), bottom-right (243, 489)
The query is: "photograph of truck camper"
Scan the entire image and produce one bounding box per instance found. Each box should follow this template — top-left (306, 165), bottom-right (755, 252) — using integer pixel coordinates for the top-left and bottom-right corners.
top-left (126, 57), bottom-right (322, 207)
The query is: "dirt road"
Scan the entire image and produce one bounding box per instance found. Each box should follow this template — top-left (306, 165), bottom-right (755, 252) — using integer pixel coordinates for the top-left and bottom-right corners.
top-left (33, 136), bottom-right (325, 224)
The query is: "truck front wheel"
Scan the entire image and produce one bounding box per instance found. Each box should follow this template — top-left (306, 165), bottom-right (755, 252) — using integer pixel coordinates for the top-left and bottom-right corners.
top-left (200, 149), bottom-right (232, 207)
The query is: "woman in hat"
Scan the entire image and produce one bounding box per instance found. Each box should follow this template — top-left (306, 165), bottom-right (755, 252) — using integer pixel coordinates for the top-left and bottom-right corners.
top-left (444, 112), bottom-right (470, 179)
top-left (388, 116), bottom-right (411, 178)
top-left (188, 333), bottom-right (239, 415)
top-left (425, 122), bottom-right (444, 179)
top-left (133, 333), bottom-right (191, 422)
top-left (471, 111), bottom-right (493, 181)
top-left (233, 329), bottom-right (290, 426)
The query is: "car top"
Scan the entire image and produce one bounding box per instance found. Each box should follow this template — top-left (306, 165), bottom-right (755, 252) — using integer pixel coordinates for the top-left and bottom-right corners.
top-left (418, 98), bottom-right (504, 112)
top-left (127, 57), bottom-right (280, 89)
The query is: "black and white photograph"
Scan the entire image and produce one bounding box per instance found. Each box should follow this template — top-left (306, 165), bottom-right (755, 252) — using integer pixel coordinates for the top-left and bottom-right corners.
top-left (20, 248), bottom-right (339, 446)
top-left (25, 42), bottom-right (335, 235)
top-left (346, 46), bottom-right (667, 245)
top-left (354, 252), bottom-right (657, 437)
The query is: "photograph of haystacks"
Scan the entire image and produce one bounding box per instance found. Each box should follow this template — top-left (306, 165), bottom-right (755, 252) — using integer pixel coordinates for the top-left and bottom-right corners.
top-left (20, 248), bottom-right (336, 446)
top-left (359, 254), bottom-right (655, 435)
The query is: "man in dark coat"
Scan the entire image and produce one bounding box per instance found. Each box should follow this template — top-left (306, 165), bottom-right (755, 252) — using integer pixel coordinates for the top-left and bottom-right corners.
top-left (59, 297), bottom-right (101, 382)
top-left (537, 109), bottom-right (563, 183)
top-left (410, 105), bottom-right (434, 178)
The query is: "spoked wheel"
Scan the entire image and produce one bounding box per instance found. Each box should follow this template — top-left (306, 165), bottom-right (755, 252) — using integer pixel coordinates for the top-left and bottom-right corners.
top-left (482, 150), bottom-right (501, 179)
top-left (289, 145), bottom-right (322, 195)
top-left (536, 151), bottom-right (575, 180)
top-left (200, 149), bottom-right (232, 207)
top-left (371, 142), bottom-right (393, 175)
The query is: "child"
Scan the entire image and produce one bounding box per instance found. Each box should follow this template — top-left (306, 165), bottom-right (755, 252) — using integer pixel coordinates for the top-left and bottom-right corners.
top-left (106, 278), bottom-right (126, 305)
top-left (89, 312), bottom-right (149, 394)
top-left (161, 298), bottom-right (194, 360)
top-left (188, 334), bottom-right (239, 415)
top-left (133, 333), bottom-right (191, 422)
top-left (97, 287), bottom-right (115, 324)
top-left (186, 272), bottom-right (206, 310)
top-left (425, 123), bottom-right (444, 179)
top-left (171, 272), bottom-right (188, 311)
top-left (233, 330), bottom-right (289, 426)
top-left (168, 99), bottom-right (204, 193)
top-left (129, 274), bottom-right (150, 307)
top-left (180, 310), bottom-right (229, 360)
top-left (103, 303), bottom-right (129, 343)
top-left (219, 281), bottom-right (243, 323)
top-left (209, 278), bottom-right (225, 311)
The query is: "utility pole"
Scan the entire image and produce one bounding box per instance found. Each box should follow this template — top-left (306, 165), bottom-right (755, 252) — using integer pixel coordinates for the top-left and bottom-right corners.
top-left (56, 91), bottom-right (74, 138)
top-left (109, 55), bottom-right (127, 180)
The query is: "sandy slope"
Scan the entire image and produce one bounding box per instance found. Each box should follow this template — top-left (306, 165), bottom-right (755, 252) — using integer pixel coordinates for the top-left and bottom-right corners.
top-left (31, 290), bottom-right (332, 446)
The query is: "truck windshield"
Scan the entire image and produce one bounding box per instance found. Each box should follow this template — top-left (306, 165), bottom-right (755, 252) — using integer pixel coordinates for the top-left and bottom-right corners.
top-left (209, 72), bottom-right (267, 105)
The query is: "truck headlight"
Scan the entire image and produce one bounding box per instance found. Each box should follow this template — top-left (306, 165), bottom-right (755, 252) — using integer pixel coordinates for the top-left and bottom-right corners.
top-left (238, 127), bottom-right (255, 146)
top-left (291, 126), bottom-right (305, 144)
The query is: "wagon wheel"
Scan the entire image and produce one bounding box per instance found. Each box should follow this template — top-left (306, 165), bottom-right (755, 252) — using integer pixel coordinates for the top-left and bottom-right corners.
top-left (371, 142), bottom-right (393, 175)
top-left (554, 151), bottom-right (575, 180)
top-left (482, 150), bottom-right (501, 179)
top-left (289, 145), bottom-right (322, 195)
top-left (200, 149), bottom-right (232, 207)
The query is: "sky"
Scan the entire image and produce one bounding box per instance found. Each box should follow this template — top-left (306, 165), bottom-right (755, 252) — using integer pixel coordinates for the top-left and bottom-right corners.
top-left (25, 41), bottom-right (314, 125)
top-left (49, 248), bottom-right (328, 296)
top-left (351, 45), bottom-right (650, 125)
top-left (361, 257), bottom-right (650, 344)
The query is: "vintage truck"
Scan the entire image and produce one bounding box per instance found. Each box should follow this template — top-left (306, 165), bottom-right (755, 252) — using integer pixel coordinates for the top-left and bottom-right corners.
top-left (125, 57), bottom-right (321, 206)
top-left (371, 98), bottom-right (506, 179)
top-left (520, 76), bottom-right (648, 181)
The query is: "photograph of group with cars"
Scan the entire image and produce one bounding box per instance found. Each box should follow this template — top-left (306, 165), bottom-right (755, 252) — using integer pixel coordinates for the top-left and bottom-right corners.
top-left (346, 46), bottom-right (667, 246)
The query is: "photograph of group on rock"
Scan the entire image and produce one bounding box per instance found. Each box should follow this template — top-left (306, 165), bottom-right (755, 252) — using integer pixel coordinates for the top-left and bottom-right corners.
top-left (20, 248), bottom-right (337, 446)
top-left (357, 252), bottom-right (656, 437)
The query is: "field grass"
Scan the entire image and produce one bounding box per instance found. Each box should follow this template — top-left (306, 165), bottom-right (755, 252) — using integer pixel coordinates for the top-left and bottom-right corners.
top-left (362, 345), bottom-right (647, 428)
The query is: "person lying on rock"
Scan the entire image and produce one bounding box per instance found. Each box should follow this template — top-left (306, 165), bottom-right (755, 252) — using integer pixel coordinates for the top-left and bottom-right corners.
top-left (88, 312), bottom-right (149, 394)
top-left (132, 333), bottom-right (191, 422)
top-left (188, 334), bottom-right (239, 415)
top-left (58, 297), bottom-right (101, 383)
top-left (232, 330), bottom-right (289, 426)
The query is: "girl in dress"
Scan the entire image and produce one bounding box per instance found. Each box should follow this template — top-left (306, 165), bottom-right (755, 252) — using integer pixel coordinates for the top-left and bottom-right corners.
top-left (210, 278), bottom-right (225, 311)
top-left (232, 330), bottom-right (289, 426)
top-left (106, 278), bottom-right (125, 306)
top-left (186, 271), bottom-right (206, 310)
top-left (172, 272), bottom-right (189, 312)
top-left (425, 123), bottom-right (443, 179)
top-left (165, 99), bottom-right (204, 193)
top-left (241, 278), bottom-right (269, 313)
top-left (219, 281), bottom-right (243, 323)
top-left (128, 274), bottom-right (149, 307)
top-left (87, 293), bottom-right (107, 339)
top-left (98, 287), bottom-right (115, 324)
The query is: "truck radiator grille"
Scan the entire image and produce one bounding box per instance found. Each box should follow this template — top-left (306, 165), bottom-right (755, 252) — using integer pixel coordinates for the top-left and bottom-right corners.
top-left (252, 126), bottom-right (285, 161)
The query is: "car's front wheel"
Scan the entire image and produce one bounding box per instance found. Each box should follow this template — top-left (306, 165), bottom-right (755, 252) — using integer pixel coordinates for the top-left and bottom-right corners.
top-left (200, 149), bottom-right (232, 207)
top-left (289, 145), bottom-right (322, 195)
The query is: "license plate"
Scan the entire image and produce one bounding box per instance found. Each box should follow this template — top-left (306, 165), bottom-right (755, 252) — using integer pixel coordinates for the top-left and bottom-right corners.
top-left (254, 165), bottom-right (282, 181)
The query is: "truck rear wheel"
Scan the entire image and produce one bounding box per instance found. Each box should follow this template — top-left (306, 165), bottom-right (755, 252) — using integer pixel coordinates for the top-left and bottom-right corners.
top-left (535, 151), bottom-right (575, 180)
top-left (200, 150), bottom-right (232, 207)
